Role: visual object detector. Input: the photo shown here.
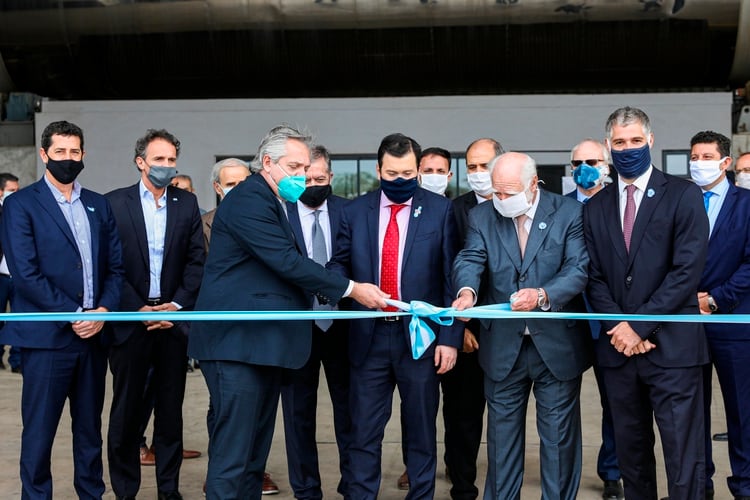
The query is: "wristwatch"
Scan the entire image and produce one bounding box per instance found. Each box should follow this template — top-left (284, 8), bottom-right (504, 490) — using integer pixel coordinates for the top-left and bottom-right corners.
top-left (707, 295), bottom-right (718, 313)
top-left (536, 288), bottom-right (547, 309)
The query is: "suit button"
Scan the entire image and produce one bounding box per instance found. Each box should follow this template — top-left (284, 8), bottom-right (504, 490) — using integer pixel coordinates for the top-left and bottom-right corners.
top-left (519, 275), bottom-right (526, 282)
top-left (77, 292), bottom-right (83, 298)
top-left (76, 262), bottom-right (82, 269)
top-left (626, 276), bottom-right (633, 283)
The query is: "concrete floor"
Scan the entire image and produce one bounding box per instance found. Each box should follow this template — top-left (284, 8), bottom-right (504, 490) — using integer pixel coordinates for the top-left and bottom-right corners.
top-left (0, 358), bottom-right (732, 499)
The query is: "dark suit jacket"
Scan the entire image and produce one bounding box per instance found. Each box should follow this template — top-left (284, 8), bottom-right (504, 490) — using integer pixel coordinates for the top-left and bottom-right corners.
top-left (188, 173), bottom-right (350, 369)
top-left (453, 190), bottom-right (591, 382)
top-left (583, 168), bottom-right (710, 368)
top-left (328, 187), bottom-right (463, 367)
top-left (452, 191), bottom-right (479, 246)
top-left (105, 183), bottom-right (205, 345)
top-left (0, 177), bottom-right (123, 348)
top-left (700, 182), bottom-right (750, 339)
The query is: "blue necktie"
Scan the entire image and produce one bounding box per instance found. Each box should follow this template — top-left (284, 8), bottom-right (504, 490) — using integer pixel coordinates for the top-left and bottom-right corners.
top-left (311, 210), bottom-right (332, 331)
top-left (703, 191), bottom-right (714, 213)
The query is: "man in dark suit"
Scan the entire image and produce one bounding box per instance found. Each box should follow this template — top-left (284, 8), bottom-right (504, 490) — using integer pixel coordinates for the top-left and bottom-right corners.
top-left (106, 129), bottom-right (205, 500)
top-left (689, 131), bottom-right (750, 500)
top-left (583, 106), bottom-right (709, 499)
top-left (0, 120), bottom-right (123, 499)
top-left (328, 132), bottom-right (463, 500)
top-left (441, 137), bottom-right (502, 500)
top-left (0, 172), bottom-right (21, 373)
top-left (280, 144), bottom-right (353, 499)
top-left (566, 139), bottom-right (623, 500)
top-left (188, 125), bottom-right (387, 500)
top-left (453, 151), bottom-right (590, 500)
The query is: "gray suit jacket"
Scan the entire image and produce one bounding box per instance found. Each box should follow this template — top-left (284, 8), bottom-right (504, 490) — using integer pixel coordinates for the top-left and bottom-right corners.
top-left (452, 190), bottom-right (591, 381)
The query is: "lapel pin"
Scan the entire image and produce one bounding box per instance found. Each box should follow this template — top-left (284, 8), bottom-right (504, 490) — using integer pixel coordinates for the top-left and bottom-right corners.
top-left (86, 206), bottom-right (95, 212)
top-left (414, 206), bottom-right (422, 218)
top-left (647, 188), bottom-right (655, 198)
top-left (172, 198), bottom-right (178, 202)
top-left (538, 222), bottom-right (547, 230)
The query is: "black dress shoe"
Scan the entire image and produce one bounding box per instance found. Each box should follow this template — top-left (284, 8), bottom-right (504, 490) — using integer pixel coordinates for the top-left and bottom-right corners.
top-left (157, 491), bottom-right (183, 500)
top-left (116, 497), bottom-right (136, 500)
top-left (603, 479), bottom-right (624, 499)
top-left (713, 432), bottom-right (729, 441)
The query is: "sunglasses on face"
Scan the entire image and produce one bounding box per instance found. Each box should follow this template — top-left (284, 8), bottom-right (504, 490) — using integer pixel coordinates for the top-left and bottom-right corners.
top-left (571, 159), bottom-right (605, 167)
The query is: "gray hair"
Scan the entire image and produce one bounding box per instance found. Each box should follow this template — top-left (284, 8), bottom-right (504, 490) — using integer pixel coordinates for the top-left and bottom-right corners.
top-left (605, 106), bottom-right (652, 140)
top-left (570, 138), bottom-right (611, 164)
top-left (211, 158), bottom-right (249, 184)
top-left (487, 152), bottom-right (537, 188)
top-left (249, 125), bottom-right (312, 174)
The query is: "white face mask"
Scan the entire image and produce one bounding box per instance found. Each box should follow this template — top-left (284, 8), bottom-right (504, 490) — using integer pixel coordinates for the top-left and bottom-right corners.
top-left (736, 172), bottom-right (750, 190)
top-left (466, 171), bottom-right (494, 197)
top-left (689, 158), bottom-right (727, 187)
top-left (419, 173), bottom-right (449, 196)
top-left (492, 188), bottom-right (533, 219)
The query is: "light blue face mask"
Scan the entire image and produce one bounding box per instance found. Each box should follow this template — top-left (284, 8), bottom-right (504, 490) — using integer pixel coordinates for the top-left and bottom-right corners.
top-left (274, 162), bottom-right (306, 203)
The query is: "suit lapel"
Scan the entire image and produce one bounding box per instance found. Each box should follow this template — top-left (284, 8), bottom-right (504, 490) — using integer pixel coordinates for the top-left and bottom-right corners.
top-left (285, 200), bottom-right (305, 252)
top-left (80, 190), bottom-right (101, 294)
top-left (327, 196), bottom-right (342, 255)
top-left (401, 189), bottom-right (424, 269)
top-left (164, 187), bottom-right (178, 262)
top-left (368, 191), bottom-right (381, 283)
top-left (711, 183), bottom-right (736, 241)
top-left (125, 184), bottom-right (150, 269)
top-left (495, 209), bottom-right (522, 273)
top-left (627, 170), bottom-right (668, 267)
top-left (520, 191), bottom-right (554, 276)
top-left (602, 184), bottom-right (628, 266)
top-left (32, 179), bottom-right (78, 250)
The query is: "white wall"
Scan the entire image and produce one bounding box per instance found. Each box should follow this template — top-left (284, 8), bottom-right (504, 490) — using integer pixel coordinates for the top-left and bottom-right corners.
top-left (36, 92), bottom-right (732, 209)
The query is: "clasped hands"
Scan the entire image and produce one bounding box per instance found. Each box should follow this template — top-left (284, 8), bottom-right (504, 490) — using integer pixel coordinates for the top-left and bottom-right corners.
top-left (608, 321), bottom-right (655, 357)
top-left (140, 302), bottom-right (178, 331)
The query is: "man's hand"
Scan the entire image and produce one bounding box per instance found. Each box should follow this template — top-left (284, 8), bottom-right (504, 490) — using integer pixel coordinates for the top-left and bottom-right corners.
top-left (451, 289), bottom-right (475, 321)
top-left (139, 304), bottom-right (175, 331)
top-left (349, 282), bottom-right (389, 310)
top-left (463, 329), bottom-right (479, 353)
top-left (607, 321), bottom-right (643, 355)
top-left (509, 288), bottom-right (538, 312)
top-left (435, 345), bottom-right (458, 374)
top-left (624, 339), bottom-right (656, 357)
top-left (697, 292), bottom-right (712, 315)
top-left (72, 306), bottom-right (108, 339)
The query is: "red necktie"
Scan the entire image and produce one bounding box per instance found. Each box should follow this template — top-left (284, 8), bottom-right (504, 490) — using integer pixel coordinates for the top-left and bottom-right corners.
top-left (623, 184), bottom-right (636, 252)
top-left (381, 204), bottom-right (405, 312)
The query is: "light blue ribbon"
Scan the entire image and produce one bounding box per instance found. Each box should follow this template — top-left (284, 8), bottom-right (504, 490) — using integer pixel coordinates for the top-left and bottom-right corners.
top-left (384, 299), bottom-right (454, 359)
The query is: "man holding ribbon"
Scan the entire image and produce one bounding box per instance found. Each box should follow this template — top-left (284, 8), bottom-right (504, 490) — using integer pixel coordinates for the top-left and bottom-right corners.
top-left (328, 132), bottom-right (462, 500)
top-left (583, 106), bottom-right (709, 499)
top-left (189, 126), bottom-right (387, 500)
top-left (452, 151), bottom-right (590, 500)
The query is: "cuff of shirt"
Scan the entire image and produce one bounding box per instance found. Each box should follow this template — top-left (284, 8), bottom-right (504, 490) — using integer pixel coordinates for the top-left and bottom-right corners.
top-left (343, 280), bottom-right (355, 298)
top-left (457, 287), bottom-right (477, 306)
top-left (171, 301), bottom-right (183, 310)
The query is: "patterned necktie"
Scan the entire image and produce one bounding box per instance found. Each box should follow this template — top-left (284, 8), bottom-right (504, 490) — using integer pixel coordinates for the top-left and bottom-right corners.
top-left (515, 214), bottom-right (528, 258)
top-left (703, 191), bottom-right (714, 213)
top-left (311, 210), bottom-right (332, 331)
top-left (623, 184), bottom-right (637, 253)
top-left (381, 204), bottom-right (405, 313)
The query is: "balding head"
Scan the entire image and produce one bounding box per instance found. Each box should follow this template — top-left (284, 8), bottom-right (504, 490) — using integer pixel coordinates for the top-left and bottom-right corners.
top-left (489, 152), bottom-right (538, 200)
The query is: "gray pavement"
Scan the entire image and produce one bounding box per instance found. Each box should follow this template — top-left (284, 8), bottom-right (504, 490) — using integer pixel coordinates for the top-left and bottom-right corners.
top-left (0, 357), bottom-right (731, 499)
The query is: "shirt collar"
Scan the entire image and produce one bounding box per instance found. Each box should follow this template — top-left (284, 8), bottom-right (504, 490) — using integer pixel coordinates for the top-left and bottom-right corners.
top-left (379, 191), bottom-right (413, 210)
top-left (298, 199), bottom-right (328, 216)
top-left (703, 176), bottom-right (730, 197)
top-left (525, 187), bottom-right (541, 221)
top-left (44, 174), bottom-right (82, 203)
top-left (617, 165), bottom-right (653, 194)
top-left (140, 179), bottom-right (167, 204)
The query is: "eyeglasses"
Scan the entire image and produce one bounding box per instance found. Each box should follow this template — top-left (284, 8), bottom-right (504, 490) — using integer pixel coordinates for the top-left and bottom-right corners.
top-left (571, 159), bottom-right (605, 167)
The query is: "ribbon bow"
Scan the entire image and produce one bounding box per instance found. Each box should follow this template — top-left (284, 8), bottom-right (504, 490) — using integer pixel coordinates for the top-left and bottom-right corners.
top-left (384, 299), bottom-right (454, 359)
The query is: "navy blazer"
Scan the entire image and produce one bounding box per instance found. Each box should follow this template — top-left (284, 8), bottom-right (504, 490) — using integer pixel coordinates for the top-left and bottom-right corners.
top-left (0, 177), bottom-right (124, 348)
top-left (700, 182), bottom-right (750, 339)
top-left (584, 168), bottom-right (710, 368)
top-left (106, 183), bottom-right (205, 345)
top-left (327, 187), bottom-right (463, 367)
top-left (452, 191), bottom-right (479, 247)
top-left (188, 173), bottom-right (350, 369)
top-left (452, 190), bottom-right (591, 381)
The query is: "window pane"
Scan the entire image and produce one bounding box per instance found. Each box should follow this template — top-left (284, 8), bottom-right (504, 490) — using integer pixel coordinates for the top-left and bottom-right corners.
top-left (358, 158), bottom-right (380, 195)
top-left (330, 158), bottom-right (360, 199)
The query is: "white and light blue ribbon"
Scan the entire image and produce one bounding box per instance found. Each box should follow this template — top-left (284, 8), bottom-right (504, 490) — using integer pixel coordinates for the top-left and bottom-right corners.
top-left (384, 299), bottom-right (454, 359)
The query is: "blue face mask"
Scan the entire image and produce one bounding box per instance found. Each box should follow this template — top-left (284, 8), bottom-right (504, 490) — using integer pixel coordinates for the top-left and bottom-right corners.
top-left (147, 165), bottom-right (177, 189)
top-left (274, 162), bottom-right (306, 203)
top-left (572, 164), bottom-right (601, 189)
top-left (611, 144), bottom-right (651, 180)
top-left (381, 176), bottom-right (418, 203)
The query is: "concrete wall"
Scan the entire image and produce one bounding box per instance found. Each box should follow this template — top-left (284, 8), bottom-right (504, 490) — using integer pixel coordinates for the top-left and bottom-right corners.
top-left (0, 146), bottom-right (36, 189)
top-left (36, 93), bottom-right (732, 210)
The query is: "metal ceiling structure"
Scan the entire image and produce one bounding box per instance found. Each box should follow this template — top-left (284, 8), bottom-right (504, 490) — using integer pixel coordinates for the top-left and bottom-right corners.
top-left (0, 0), bottom-right (746, 99)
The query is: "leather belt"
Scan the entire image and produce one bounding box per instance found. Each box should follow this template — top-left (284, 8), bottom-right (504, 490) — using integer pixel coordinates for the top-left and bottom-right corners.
top-left (378, 316), bottom-right (400, 322)
top-left (146, 298), bottom-right (163, 306)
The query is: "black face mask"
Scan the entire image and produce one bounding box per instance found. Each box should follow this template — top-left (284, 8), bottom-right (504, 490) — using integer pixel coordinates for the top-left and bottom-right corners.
top-left (299, 184), bottom-right (332, 208)
top-left (46, 158), bottom-right (85, 185)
